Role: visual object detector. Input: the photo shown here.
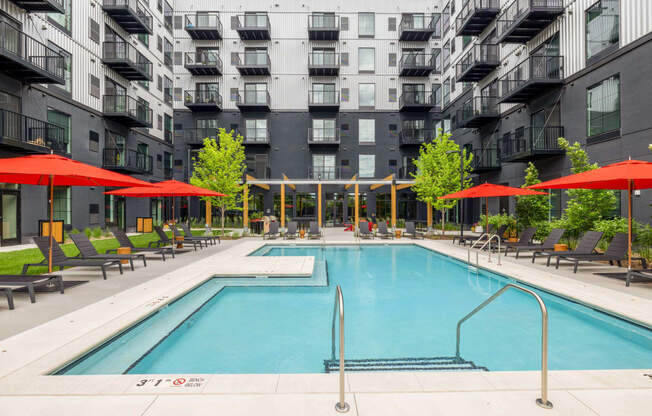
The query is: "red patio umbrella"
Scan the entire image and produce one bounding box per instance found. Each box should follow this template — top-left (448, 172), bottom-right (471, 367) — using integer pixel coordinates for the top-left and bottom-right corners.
top-left (528, 159), bottom-right (652, 270)
top-left (439, 183), bottom-right (547, 235)
top-left (0, 154), bottom-right (151, 273)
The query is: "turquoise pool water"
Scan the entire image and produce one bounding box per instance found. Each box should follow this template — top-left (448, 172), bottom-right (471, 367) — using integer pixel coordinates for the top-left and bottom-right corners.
top-left (58, 245), bottom-right (652, 374)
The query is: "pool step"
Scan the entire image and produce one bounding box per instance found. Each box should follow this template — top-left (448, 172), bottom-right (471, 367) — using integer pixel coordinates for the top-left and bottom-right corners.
top-left (323, 356), bottom-right (488, 373)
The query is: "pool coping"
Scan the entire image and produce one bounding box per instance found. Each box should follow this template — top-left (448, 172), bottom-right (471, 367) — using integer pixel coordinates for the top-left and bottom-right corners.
top-left (0, 238), bottom-right (650, 402)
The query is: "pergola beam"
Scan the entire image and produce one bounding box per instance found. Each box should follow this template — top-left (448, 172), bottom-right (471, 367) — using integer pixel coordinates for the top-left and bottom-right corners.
top-left (245, 174), bottom-right (270, 190)
top-left (344, 174), bottom-right (358, 190)
top-left (282, 174), bottom-right (296, 190)
top-left (370, 174), bottom-right (395, 191)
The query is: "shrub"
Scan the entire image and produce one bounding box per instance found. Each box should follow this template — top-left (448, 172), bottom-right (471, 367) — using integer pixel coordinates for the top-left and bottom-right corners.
top-left (532, 220), bottom-right (552, 242)
top-left (634, 223), bottom-right (652, 264)
top-left (231, 231), bottom-right (240, 238)
top-left (593, 217), bottom-right (628, 250)
top-left (91, 227), bottom-right (103, 239)
top-left (515, 162), bottom-right (550, 229)
top-left (83, 227), bottom-right (92, 238)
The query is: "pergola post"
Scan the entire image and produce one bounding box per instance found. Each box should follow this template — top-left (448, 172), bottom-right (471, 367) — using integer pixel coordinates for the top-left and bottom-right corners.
top-left (354, 183), bottom-right (359, 230)
top-left (391, 182), bottom-right (397, 229)
top-left (243, 184), bottom-right (249, 231)
top-left (317, 183), bottom-right (322, 227)
top-left (427, 201), bottom-right (432, 230)
top-left (280, 183), bottom-right (285, 229)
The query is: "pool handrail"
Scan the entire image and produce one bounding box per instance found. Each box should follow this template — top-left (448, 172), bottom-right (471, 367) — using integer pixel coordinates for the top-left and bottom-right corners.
top-left (478, 233), bottom-right (501, 265)
top-left (455, 283), bottom-right (553, 409)
top-left (331, 285), bottom-right (349, 412)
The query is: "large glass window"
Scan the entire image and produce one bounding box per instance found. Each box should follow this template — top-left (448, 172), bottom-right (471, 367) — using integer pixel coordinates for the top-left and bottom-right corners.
top-left (358, 83), bottom-right (375, 107)
top-left (245, 119), bottom-right (268, 142)
top-left (586, 0), bottom-right (620, 61)
top-left (358, 119), bottom-right (375, 143)
top-left (358, 13), bottom-right (375, 37)
top-left (311, 83), bottom-right (336, 104)
top-left (296, 193), bottom-right (316, 217)
top-left (312, 119), bottom-right (336, 141)
top-left (587, 75), bottom-right (620, 137)
top-left (312, 154), bottom-right (336, 179)
top-left (49, 0), bottom-right (72, 33)
top-left (52, 186), bottom-right (71, 225)
top-left (359, 154), bottom-right (375, 178)
top-left (48, 42), bottom-right (71, 93)
top-left (358, 48), bottom-right (375, 72)
top-left (47, 108), bottom-right (71, 153)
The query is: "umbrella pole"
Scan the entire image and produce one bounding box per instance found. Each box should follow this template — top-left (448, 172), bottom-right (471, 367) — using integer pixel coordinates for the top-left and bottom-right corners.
top-left (485, 197), bottom-right (489, 234)
top-left (628, 180), bottom-right (632, 271)
top-left (48, 175), bottom-right (54, 274)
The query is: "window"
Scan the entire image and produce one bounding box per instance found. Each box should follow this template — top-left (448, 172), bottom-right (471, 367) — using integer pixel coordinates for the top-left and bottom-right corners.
top-left (312, 155), bottom-right (336, 179)
top-left (157, 114), bottom-right (162, 130)
top-left (164, 114), bottom-right (173, 143)
top-left (358, 83), bottom-right (375, 107)
top-left (341, 17), bottom-right (349, 31)
top-left (358, 48), bottom-right (375, 72)
top-left (245, 119), bottom-right (268, 142)
top-left (49, 0), bottom-right (71, 33)
top-left (388, 17), bottom-right (396, 31)
top-left (138, 33), bottom-right (149, 47)
top-left (244, 83), bottom-right (268, 104)
top-left (89, 131), bottom-right (99, 152)
top-left (388, 88), bottom-right (397, 102)
top-left (587, 75), bottom-right (620, 138)
top-left (359, 154), bottom-right (375, 178)
top-left (443, 78), bottom-right (450, 106)
top-left (89, 18), bottom-right (100, 43)
top-left (48, 42), bottom-right (71, 93)
top-left (358, 13), bottom-right (375, 37)
top-left (164, 39), bottom-right (173, 68)
top-left (341, 88), bottom-right (349, 102)
top-left (586, 0), bottom-right (620, 62)
top-left (341, 52), bottom-right (349, 66)
top-left (157, 36), bottom-right (163, 52)
top-left (312, 119), bottom-right (337, 142)
top-left (47, 109), bottom-right (71, 153)
top-left (358, 119), bottom-right (375, 143)
top-left (311, 83), bottom-right (336, 104)
top-left (164, 76), bottom-right (173, 105)
top-left (462, 35), bottom-right (472, 49)
top-left (442, 40), bottom-right (451, 69)
top-left (52, 186), bottom-right (71, 224)
top-left (89, 74), bottom-right (100, 98)
top-left (388, 52), bottom-right (397, 66)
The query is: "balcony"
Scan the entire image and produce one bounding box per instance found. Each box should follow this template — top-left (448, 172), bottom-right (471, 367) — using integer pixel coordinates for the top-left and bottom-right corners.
top-left (471, 147), bottom-right (501, 173)
top-left (10, 0), bottom-right (64, 12)
top-left (498, 55), bottom-right (563, 103)
top-left (185, 13), bottom-right (222, 40)
top-left (398, 165), bottom-right (417, 179)
top-left (399, 91), bottom-right (435, 112)
top-left (499, 126), bottom-right (564, 162)
top-left (308, 52), bottom-right (340, 76)
top-left (399, 128), bottom-right (434, 147)
top-left (308, 167), bottom-right (350, 180)
top-left (184, 51), bottom-right (222, 76)
top-left (184, 90), bottom-right (223, 112)
top-left (103, 95), bottom-right (152, 128)
top-left (308, 14), bottom-right (339, 41)
top-left (399, 14), bottom-right (437, 41)
top-left (456, 96), bottom-right (500, 128)
top-left (102, 42), bottom-right (152, 81)
top-left (185, 128), bottom-right (219, 146)
top-left (234, 51), bottom-right (271, 76)
top-left (399, 53), bottom-right (435, 77)
top-left (0, 109), bottom-right (67, 154)
top-left (496, 0), bottom-right (564, 44)
top-left (456, 0), bottom-right (501, 36)
top-left (236, 90), bottom-right (271, 111)
top-left (455, 43), bottom-right (500, 82)
top-left (308, 128), bottom-right (340, 147)
top-left (234, 14), bottom-right (271, 40)
top-left (102, 0), bottom-right (153, 34)
top-left (308, 90), bottom-right (340, 112)
top-left (240, 128), bottom-right (270, 146)
top-left (103, 149), bottom-right (153, 174)
top-left (0, 22), bottom-right (65, 84)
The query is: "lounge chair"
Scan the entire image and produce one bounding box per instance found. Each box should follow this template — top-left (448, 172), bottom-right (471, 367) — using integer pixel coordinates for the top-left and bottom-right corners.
top-left (532, 231), bottom-right (604, 267)
top-left (24, 237), bottom-right (123, 280)
top-left (70, 233), bottom-right (146, 271)
top-left (508, 228), bottom-right (565, 259)
top-left (555, 233), bottom-right (648, 273)
top-left (457, 225), bottom-right (507, 247)
top-left (377, 222), bottom-right (393, 239)
top-left (283, 221), bottom-right (298, 239)
top-left (154, 226), bottom-right (199, 251)
top-left (626, 269), bottom-right (652, 286)
top-left (500, 227), bottom-right (537, 255)
top-left (263, 221), bottom-right (280, 240)
top-left (182, 224), bottom-right (219, 246)
top-left (404, 222), bottom-right (425, 239)
top-left (0, 274), bottom-right (64, 309)
top-left (358, 221), bottom-right (374, 239)
top-left (108, 227), bottom-right (173, 260)
top-left (308, 221), bottom-right (323, 239)
top-left (172, 226), bottom-right (206, 249)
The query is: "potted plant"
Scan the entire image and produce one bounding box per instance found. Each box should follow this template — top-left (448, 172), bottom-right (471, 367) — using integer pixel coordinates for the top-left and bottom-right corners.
top-left (506, 217), bottom-right (518, 241)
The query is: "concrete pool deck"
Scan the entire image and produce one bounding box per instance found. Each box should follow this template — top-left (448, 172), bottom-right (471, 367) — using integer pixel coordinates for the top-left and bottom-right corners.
top-left (0, 230), bottom-right (650, 415)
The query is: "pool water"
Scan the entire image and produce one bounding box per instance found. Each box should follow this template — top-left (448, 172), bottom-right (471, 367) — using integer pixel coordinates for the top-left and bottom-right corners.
top-left (58, 245), bottom-right (652, 374)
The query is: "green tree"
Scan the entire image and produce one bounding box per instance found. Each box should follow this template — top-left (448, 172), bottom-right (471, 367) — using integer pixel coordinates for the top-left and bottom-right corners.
top-left (515, 162), bottom-right (550, 228)
top-left (556, 138), bottom-right (617, 241)
top-left (411, 130), bottom-right (473, 234)
top-left (190, 128), bottom-right (246, 236)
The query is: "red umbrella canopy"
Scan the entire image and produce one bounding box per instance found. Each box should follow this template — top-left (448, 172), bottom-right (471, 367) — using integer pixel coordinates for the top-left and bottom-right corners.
top-left (528, 160), bottom-right (652, 190)
top-left (0, 154), bottom-right (151, 187)
top-left (105, 179), bottom-right (226, 197)
top-left (439, 182), bottom-right (547, 199)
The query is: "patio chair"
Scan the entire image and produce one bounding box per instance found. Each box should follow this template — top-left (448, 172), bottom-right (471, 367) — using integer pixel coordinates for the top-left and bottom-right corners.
top-left (626, 269), bottom-right (652, 286)
top-left (24, 237), bottom-right (123, 280)
top-left (263, 221), bottom-right (280, 240)
top-left (283, 221), bottom-right (298, 239)
top-left (182, 223), bottom-right (219, 246)
top-left (458, 225), bottom-right (507, 247)
top-left (308, 221), bottom-right (323, 239)
top-left (404, 221), bottom-right (425, 239)
top-left (377, 222), bottom-right (393, 239)
top-left (172, 226), bottom-right (207, 248)
top-left (358, 221), bottom-right (374, 239)
top-left (0, 274), bottom-right (64, 309)
top-left (70, 233), bottom-right (146, 271)
top-left (532, 231), bottom-right (604, 267)
top-left (555, 233), bottom-right (648, 273)
top-left (108, 227), bottom-right (173, 260)
top-left (500, 227), bottom-right (537, 255)
top-left (154, 226), bottom-right (199, 251)
top-left (508, 228), bottom-right (565, 259)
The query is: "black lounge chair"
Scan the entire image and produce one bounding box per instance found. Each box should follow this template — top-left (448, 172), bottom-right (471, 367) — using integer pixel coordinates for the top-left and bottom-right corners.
top-left (403, 222), bottom-right (425, 239)
top-left (24, 237), bottom-right (123, 280)
top-left (500, 227), bottom-right (537, 255)
top-left (181, 224), bottom-right (219, 246)
top-left (70, 233), bottom-right (146, 271)
top-left (626, 269), bottom-right (652, 286)
top-left (154, 226), bottom-right (199, 251)
top-left (308, 221), bottom-right (323, 239)
top-left (377, 222), bottom-right (393, 239)
top-left (0, 274), bottom-right (64, 309)
top-left (457, 225), bottom-right (507, 247)
top-left (533, 231), bottom-right (604, 267)
top-left (283, 221), bottom-right (298, 239)
top-left (358, 221), bottom-right (374, 239)
top-left (555, 233), bottom-right (648, 273)
top-left (108, 227), bottom-right (173, 260)
top-left (508, 228), bottom-right (565, 259)
top-left (263, 221), bottom-right (280, 240)
top-left (172, 226), bottom-right (206, 249)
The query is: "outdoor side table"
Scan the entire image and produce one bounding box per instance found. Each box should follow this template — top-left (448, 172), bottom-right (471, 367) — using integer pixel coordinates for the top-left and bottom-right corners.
top-left (117, 247), bottom-right (131, 264)
top-left (554, 244), bottom-right (568, 251)
top-left (175, 236), bottom-right (184, 248)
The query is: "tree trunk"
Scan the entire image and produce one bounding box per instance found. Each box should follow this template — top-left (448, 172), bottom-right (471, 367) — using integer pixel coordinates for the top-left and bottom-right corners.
top-left (221, 203), bottom-right (226, 238)
top-left (441, 209), bottom-right (446, 235)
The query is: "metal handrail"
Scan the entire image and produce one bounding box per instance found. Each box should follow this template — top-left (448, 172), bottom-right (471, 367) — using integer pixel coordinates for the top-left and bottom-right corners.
top-left (478, 233), bottom-right (501, 265)
top-left (331, 285), bottom-right (349, 413)
top-left (455, 283), bottom-right (553, 409)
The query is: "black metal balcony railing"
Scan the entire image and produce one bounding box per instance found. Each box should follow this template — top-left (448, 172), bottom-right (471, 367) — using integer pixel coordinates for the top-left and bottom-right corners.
top-left (103, 95), bottom-right (152, 127)
top-left (308, 90), bottom-right (340, 106)
top-left (184, 51), bottom-right (223, 76)
top-left (0, 21), bottom-right (66, 84)
top-left (234, 51), bottom-right (271, 76)
top-left (241, 128), bottom-right (270, 144)
top-left (0, 108), bottom-right (67, 154)
top-left (398, 165), bottom-right (417, 179)
top-left (399, 91), bottom-right (434, 112)
top-left (399, 15), bottom-right (437, 41)
top-left (499, 126), bottom-right (564, 161)
top-left (496, 0), bottom-right (564, 43)
top-left (455, 0), bottom-right (501, 36)
top-left (399, 128), bottom-right (434, 146)
top-left (102, 41), bottom-right (152, 80)
top-left (184, 90), bottom-right (223, 110)
top-left (236, 90), bottom-right (271, 109)
top-left (455, 43), bottom-right (500, 82)
top-left (102, 0), bottom-right (153, 34)
top-left (308, 128), bottom-right (340, 145)
top-left (308, 167), bottom-right (347, 180)
top-left (498, 55), bottom-right (564, 103)
top-left (185, 128), bottom-right (219, 145)
top-left (471, 147), bottom-right (501, 172)
top-left (308, 52), bottom-right (340, 70)
top-left (456, 96), bottom-right (500, 128)
top-left (103, 148), bottom-right (153, 174)
top-left (12, 0), bottom-right (65, 13)
top-left (399, 53), bottom-right (435, 76)
top-left (234, 14), bottom-right (271, 40)
top-left (308, 14), bottom-right (340, 40)
top-left (184, 13), bottom-right (223, 40)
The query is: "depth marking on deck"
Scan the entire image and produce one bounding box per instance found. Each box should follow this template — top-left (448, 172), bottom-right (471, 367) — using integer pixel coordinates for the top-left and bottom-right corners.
top-left (133, 376), bottom-right (206, 389)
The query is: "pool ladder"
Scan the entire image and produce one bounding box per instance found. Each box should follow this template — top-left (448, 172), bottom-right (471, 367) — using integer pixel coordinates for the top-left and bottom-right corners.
top-left (467, 233), bottom-right (502, 266)
top-left (331, 285), bottom-right (349, 412)
top-left (456, 283), bottom-right (553, 409)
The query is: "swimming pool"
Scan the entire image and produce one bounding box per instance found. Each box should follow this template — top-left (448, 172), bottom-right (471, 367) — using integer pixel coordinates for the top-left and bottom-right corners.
top-left (57, 245), bottom-right (652, 375)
